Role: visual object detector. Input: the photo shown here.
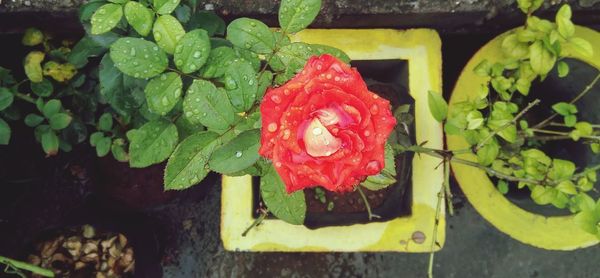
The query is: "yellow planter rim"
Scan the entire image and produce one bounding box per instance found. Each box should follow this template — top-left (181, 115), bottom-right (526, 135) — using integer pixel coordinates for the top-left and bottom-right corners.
top-left (448, 26), bottom-right (600, 250)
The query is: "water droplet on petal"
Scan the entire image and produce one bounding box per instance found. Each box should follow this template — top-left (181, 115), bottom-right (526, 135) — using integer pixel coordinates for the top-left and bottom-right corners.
top-left (267, 122), bottom-right (278, 132)
top-left (312, 127), bottom-right (322, 135)
top-left (270, 95), bottom-right (281, 104)
top-left (370, 104), bottom-right (379, 115)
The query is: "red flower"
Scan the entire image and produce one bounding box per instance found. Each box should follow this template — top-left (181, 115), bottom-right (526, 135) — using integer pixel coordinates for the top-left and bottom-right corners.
top-left (259, 54), bottom-right (397, 193)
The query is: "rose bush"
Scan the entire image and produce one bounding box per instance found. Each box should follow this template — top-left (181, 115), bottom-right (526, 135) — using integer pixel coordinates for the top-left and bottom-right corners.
top-left (259, 54), bottom-right (397, 193)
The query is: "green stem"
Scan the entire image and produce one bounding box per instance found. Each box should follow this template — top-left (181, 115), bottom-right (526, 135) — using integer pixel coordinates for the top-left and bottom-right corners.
top-left (356, 186), bottom-right (380, 220)
top-left (13, 92), bottom-right (36, 104)
top-left (530, 128), bottom-right (600, 140)
top-left (443, 159), bottom-right (454, 216)
top-left (573, 164), bottom-right (600, 180)
top-left (241, 210), bottom-right (268, 237)
top-left (534, 72), bottom-right (600, 129)
top-left (549, 122), bottom-right (600, 129)
top-left (0, 256), bottom-right (54, 277)
top-left (428, 185), bottom-right (444, 278)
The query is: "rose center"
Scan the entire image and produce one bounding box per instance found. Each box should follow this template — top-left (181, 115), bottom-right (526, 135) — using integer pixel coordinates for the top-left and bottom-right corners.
top-left (303, 116), bottom-right (342, 157)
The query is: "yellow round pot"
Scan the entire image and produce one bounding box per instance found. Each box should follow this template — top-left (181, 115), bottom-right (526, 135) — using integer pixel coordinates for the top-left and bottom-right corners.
top-left (448, 26), bottom-right (600, 250)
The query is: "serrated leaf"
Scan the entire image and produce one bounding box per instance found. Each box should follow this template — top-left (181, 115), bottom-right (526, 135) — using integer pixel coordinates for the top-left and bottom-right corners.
top-left (568, 37), bottom-right (594, 57)
top-left (90, 3), bottom-right (123, 35)
top-left (24, 51), bottom-right (45, 83)
top-left (529, 41), bottom-right (556, 76)
top-left (187, 11), bottom-right (226, 36)
top-left (278, 0), bottom-right (321, 33)
top-left (49, 113), bottom-right (72, 130)
top-left (174, 29), bottom-right (211, 73)
top-left (0, 118), bottom-right (10, 145)
top-left (98, 112), bottom-right (113, 131)
top-left (128, 119), bottom-right (179, 168)
top-left (99, 54), bottom-right (147, 117)
top-left (223, 59), bottom-right (257, 112)
top-left (154, 0), bottom-right (180, 14)
top-left (145, 72), bottom-right (182, 116)
top-left (0, 88), bottom-right (14, 111)
top-left (427, 91), bottom-right (447, 122)
top-left (198, 46), bottom-right (237, 78)
top-left (42, 99), bottom-right (61, 118)
top-left (30, 79), bottom-right (53, 97)
top-left (226, 18), bottom-right (275, 54)
top-left (164, 131), bottom-right (221, 190)
top-left (557, 61), bottom-right (569, 78)
top-left (41, 130), bottom-right (59, 155)
top-left (153, 15), bottom-right (185, 54)
top-left (260, 165), bottom-right (306, 225)
top-left (208, 129), bottom-right (260, 174)
top-left (124, 1), bottom-right (154, 36)
top-left (24, 113), bottom-right (44, 127)
top-left (183, 79), bottom-right (234, 130)
top-left (308, 44), bottom-right (351, 63)
top-left (110, 37), bottom-right (168, 79)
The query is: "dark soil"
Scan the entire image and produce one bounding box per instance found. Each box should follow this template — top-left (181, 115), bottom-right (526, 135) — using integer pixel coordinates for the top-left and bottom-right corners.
top-left (305, 187), bottom-right (390, 213)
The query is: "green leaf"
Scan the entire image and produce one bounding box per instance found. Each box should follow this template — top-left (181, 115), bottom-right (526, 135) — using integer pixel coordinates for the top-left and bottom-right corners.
top-left (22, 28), bottom-right (44, 46)
top-left (473, 59), bottom-right (491, 76)
top-left (517, 0), bottom-right (543, 13)
top-left (42, 99), bottom-right (61, 118)
top-left (144, 72), bottom-right (182, 116)
top-left (466, 110), bottom-right (484, 130)
top-left (557, 61), bottom-right (569, 78)
top-left (89, 131), bottom-right (104, 147)
top-left (531, 185), bottom-right (557, 205)
top-left (269, 42), bottom-right (312, 83)
top-left (187, 11), bottom-right (226, 37)
top-left (548, 159), bottom-right (576, 181)
top-left (90, 3), bottom-right (123, 35)
top-left (257, 70), bottom-right (273, 100)
top-left (477, 140), bottom-right (499, 166)
top-left (30, 78), bottom-right (53, 97)
top-left (111, 138), bottom-right (129, 162)
top-left (174, 29), bottom-right (211, 73)
top-left (564, 114), bottom-right (577, 127)
top-left (41, 130), bottom-right (59, 155)
top-left (556, 4), bottom-right (575, 39)
top-left (208, 129), bottom-right (260, 174)
top-left (99, 54), bottom-right (147, 117)
top-left (0, 118), bottom-right (10, 145)
top-left (49, 113), bottom-right (72, 130)
top-left (98, 112), bottom-right (113, 131)
top-left (427, 91), bottom-right (448, 122)
top-left (530, 41), bottom-right (556, 76)
top-left (154, 0), bottom-right (180, 14)
top-left (501, 34), bottom-right (528, 59)
top-left (174, 4), bottom-right (191, 23)
top-left (183, 80), bottom-right (235, 130)
top-left (568, 37), bottom-right (594, 57)
top-left (575, 122), bottom-right (593, 136)
top-left (0, 88), bottom-right (14, 111)
top-left (198, 46), bottom-right (237, 78)
top-left (551, 102), bottom-right (576, 116)
top-left (575, 209), bottom-right (598, 235)
top-left (278, 0), bottom-right (321, 33)
top-left (153, 15), bottom-right (186, 54)
top-left (226, 18), bottom-right (275, 54)
top-left (68, 34), bottom-right (117, 69)
top-left (362, 144), bottom-right (397, 191)
top-left (260, 165), bottom-right (306, 225)
top-left (110, 37), bottom-right (168, 79)
top-left (128, 119), bottom-right (179, 168)
top-left (24, 113), bottom-right (44, 127)
top-left (308, 44), bottom-right (351, 64)
top-left (234, 48), bottom-right (261, 71)
top-left (164, 131), bottom-right (221, 190)
top-left (497, 180), bottom-right (509, 194)
top-left (124, 1), bottom-right (154, 36)
top-left (556, 180), bottom-right (577, 195)
top-left (24, 51), bottom-right (45, 83)
top-left (96, 136), bottom-right (112, 157)
top-left (224, 59), bottom-right (258, 112)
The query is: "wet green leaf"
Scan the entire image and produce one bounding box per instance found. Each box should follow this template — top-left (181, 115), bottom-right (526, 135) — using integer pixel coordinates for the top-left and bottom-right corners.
top-left (90, 3), bottom-right (123, 35)
top-left (187, 11), bottom-right (226, 36)
top-left (110, 37), bottom-right (168, 79)
top-left (183, 80), bottom-right (235, 130)
top-left (154, 0), bottom-right (180, 15)
top-left (128, 119), bottom-right (179, 168)
top-left (174, 4), bottom-right (191, 23)
top-left (198, 46), bottom-right (237, 78)
top-left (164, 131), bottom-right (221, 190)
top-left (308, 44), bottom-right (351, 63)
top-left (99, 54), bottom-right (147, 117)
top-left (145, 72), bottom-right (182, 116)
top-left (278, 0), bottom-right (321, 33)
top-left (260, 165), bottom-right (306, 225)
top-left (224, 59), bottom-right (258, 112)
top-left (209, 129), bottom-right (260, 174)
top-left (226, 18), bottom-right (275, 54)
top-left (174, 29), bottom-right (211, 73)
top-left (362, 144), bottom-right (397, 191)
top-left (153, 15), bottom-right (186, 54)
top-left (124, 1), bottom-right (154, 36)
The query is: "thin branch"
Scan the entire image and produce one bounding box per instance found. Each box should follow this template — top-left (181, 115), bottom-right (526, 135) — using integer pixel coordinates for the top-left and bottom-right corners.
top-left (533, 72), bottom-right (600, 129)
top-left (443, 159), bottom-right (454, 216)
top-left (476, 99), bottom-right (541, 151)
top-left (357, 186), bottom-right (380, 220)
top-left (549, 122), bottom-right (600, 129)
top-left (428, 185), bottom-right (444, 278)
top-left (530, 128), bottom-right (600, 140)
top-left (241, 209), bottom-right (268, 237)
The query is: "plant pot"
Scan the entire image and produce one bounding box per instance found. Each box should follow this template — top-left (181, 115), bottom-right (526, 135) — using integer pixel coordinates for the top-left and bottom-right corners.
top-left (221, 29), bottom-right (445, 252)
top-left (448, 26), bottom-right (600, 250)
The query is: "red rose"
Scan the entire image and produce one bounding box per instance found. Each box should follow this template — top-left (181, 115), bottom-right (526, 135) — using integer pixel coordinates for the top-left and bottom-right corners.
top-left (259, 54), bottom-right (397, 193)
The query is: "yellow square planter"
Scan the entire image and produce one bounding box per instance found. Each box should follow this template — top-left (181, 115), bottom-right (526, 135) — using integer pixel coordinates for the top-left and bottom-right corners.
top-left (221, 29), bottom-right (445, 252)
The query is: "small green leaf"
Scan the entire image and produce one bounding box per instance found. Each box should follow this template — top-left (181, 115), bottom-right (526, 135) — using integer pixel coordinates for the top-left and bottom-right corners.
top-left (362, 144), bottom-right (397, 191)
top-left (96, 136), bottom-right (112, 157)
top-left (22, 28), bottom-right (44, 46)
top-left (24, 51), bottom-right (45, 83)
top-left (128, 119), bottom-right (179, 168)
top-left (257, 70), bottom-right (273, 100)
top-left (42, 99), bottom-right (61, 118)
top-left (154, 0), bottom-right (180, 15)
top-left (90, 3), bottom-right (123, 35)
top-left (98, 113), bottom-right (113, 131)
top-left (110, 37), bottom-right (168, 79)
top-left (226, 18), bottom-right (275, 54)
top-left (568, 37), bottom-right (594, 57)
top-left (473, 59), bottom-right (491, 76)
top-left (90, 131), bottom-right (104, 147)
top-left (269, 42), bottom-right (312, 83)
top-left (124, 1), bottom-right (154, 36)
top-left (0, 118), bottom-right (10, 145)
top-left (501, 34), bottom-right (528, 59)
top-left (308, 44), bottom-right (351, 64)
top-left (278, 0), bottom-right (321, 33)
top-left (24, 113), bottom-right (44, 127)
top-left (556, 180), bottom-right (577, 195)
top-left (208, 129), bottom-right (261, 174)
top-left (548, 159), bottom-right (576, 181)
top-left (477, 140), bottom-right (499, 166)
top-left (41, 130), bottom-right (59, 155)
top-left (30, 78), bottom-right (53, 97)
top-left (427, 91), bottom-right (448, 122)
top-left (198, 46), bottom-right (237, 78)
top-left (174, 29), bottom-right (211, 74)
top-left (153, 15), bottom-right (186, 54)
top-left (260, 165), bottom-right (306, 225)
top-left (531, 185), bottom-right (557, 205)
top-left (0, 88), bottom-right (14, 111)
top-left (174, 5), bottom-right (191, 23)
top-left (557, 61), bottom-right (569, 78)
top-left (530, 41), bottom-right (556, 76)
top-left (575, 209), bottom-right (598, 235)
top-left (111, 138), bottom-right (129, 162)
top-left (164, 131), bottom-right (221, 190)
top-left (497, 180), bottom-right (509, 194)
top-left (144, 72), bottom-right (182, 116)
top-left (556, 4), bottom-right (575, 39)
top-left (49, 113), bottom-right (72, 130)
top-left (224, 59), bottom-right (258, 112)
top-left (187, 11), bottom-right (226, 37)
top-left (551, 102), bottom-right (576, 116)
top-left (183, 80), bottom-right (235, 130)
top-left (565, 114), bottom-right (577, 127)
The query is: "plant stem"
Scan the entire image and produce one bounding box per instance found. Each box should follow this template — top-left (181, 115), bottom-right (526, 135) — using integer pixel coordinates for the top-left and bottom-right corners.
top-left (13, 92), bottom-right (36, 104)
top-left (475, 99), bottom-right (540, 151)
top-left (549, 122), bottom-right (600, 129)
top-left (241, 210), bottom-right (268, 237)
top-left (0, 256), bottom-right (54, 277)
top-left (428, 185), bottom-right (444, 278)
top-left (443, 159), bottom-right (454, 216)
top-left (357, 186), bottom-right (380, 220)
top-left (530, 128), bottom-right (600, 140)
top-left (533, 72), bottom-right (600, 129)
top-left (573, 164), bottom-right (600, 179)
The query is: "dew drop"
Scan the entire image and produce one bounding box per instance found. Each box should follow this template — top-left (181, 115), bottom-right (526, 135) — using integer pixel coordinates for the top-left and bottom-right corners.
top-left (270, 95), bottom-right (282, 104)
top-left (185, 111), bottom-right (192, 117)
top-left (175, 59), bottom-right (183, 66)
top-left (334, 76), bottom-right (341, 81)
top-left (235, 151), bottom-right (243, 158)
top-left (202, 112), bottom-right (207, 117)
top-left (193, 51), bottom-right (201, 58)
top-left (189, 64), bottom-right (197, 71)
top-left (267, 122), bottom-right (278, 132)
top-left (364, 130), bottom-right (371, 137)
top-left (312, 127), bottom-right (322, 135)
top-left (161, 96), bottom-right (169, 105)
top-left (275, 162), bottom-right (282, 168)
top-left (282, 129), bottom-right (291, 140)
top-left (160, 74), bottom-right (167, 81)
top-left (370, 104), bottom-right (379, 115)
